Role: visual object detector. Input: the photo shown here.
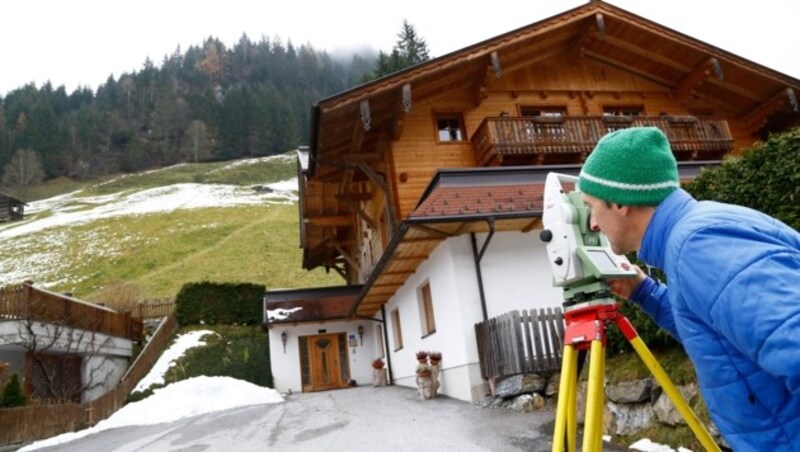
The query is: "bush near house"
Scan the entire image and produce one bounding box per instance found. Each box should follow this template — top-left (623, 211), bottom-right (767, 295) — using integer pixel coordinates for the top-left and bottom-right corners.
top-left (685, 125), bottom-right (800, 231)
top-left (0, 374), bottom-right (27, 408)
top-left (175, 281), bottom-right (266, 326)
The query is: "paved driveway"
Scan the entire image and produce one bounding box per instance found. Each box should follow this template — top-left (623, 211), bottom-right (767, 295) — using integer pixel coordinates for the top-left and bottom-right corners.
top-left (27, 386), bottom-right (572, 451)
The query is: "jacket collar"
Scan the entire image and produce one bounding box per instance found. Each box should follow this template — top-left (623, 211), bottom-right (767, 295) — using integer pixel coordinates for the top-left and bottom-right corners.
top-left (638, 189), bottom-right (696, 269)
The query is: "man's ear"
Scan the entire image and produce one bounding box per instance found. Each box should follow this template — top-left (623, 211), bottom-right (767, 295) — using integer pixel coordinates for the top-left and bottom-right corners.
top-left (615, 204), bottom-right (632, 216)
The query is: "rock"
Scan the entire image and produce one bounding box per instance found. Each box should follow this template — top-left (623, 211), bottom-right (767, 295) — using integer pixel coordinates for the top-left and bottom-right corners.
top-left (604, 401), bottom-right (655, 436)
top-left (494, 373), bottom-right (547, 399)
top-left (544, 372), bottom-right (560, 397)
top-left (606, 378), bottom-right (653, 403)
top-left (653, 383), bottom-right (698, 426)
top-left (509, 394), bottom-right (535, 412)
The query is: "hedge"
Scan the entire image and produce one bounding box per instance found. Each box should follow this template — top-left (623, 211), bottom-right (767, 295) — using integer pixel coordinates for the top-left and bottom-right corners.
top-left (175, 281), bottom-right (266, 326)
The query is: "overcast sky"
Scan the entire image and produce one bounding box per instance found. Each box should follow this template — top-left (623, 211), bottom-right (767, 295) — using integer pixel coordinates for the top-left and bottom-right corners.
top-left (2, 0), bottom-right (798, 96)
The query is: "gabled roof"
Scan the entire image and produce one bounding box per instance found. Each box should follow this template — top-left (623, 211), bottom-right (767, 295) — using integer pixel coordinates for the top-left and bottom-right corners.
top-left (0, 192), bottom-right (27, 205)
top-left (309, 1), bottom-right (800, 172)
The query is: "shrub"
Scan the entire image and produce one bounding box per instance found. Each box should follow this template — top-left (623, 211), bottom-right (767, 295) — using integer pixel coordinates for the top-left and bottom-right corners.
top-left (175, 281), bottom-right (266, 326)
top-left (164, 325), bottom-right (273, 388)
top-left (1, 374), bottom-right (27, 408)
top-left (684, 126), bottom-right (800, 231)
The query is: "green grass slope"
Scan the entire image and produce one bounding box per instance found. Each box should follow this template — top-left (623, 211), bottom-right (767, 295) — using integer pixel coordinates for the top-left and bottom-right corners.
top-left (0, 154), bottom-right (340, 302)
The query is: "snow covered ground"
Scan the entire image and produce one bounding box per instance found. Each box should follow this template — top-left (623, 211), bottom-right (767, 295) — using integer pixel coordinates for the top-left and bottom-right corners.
top-left (19, 329), bottom-right (284, 451)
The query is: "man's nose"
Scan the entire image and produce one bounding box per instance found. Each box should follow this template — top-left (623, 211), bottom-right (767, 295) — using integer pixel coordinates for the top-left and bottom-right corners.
top-left (589, 216), bottom-right (600, 232)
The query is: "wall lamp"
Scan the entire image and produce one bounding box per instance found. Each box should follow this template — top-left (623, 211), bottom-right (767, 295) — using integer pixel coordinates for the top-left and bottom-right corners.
top-left (281, 331), bottom-right (288, 353)
top-left (357, 325), bottom-right (364, 345)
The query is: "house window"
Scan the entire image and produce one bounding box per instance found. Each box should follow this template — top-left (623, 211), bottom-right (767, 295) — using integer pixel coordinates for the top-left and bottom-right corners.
top-left (375, 324), bottom-right (385, 358)
top-left (435, 114), bottom-right (466, 142)
top-left (603, 106), bottom-right (644, 117)
top-left (520, 106), bottom-right (567, 117)
top-left (418, 282), bottom-right (436, 337)
top-left (391, 308), bottom-right (403, 351)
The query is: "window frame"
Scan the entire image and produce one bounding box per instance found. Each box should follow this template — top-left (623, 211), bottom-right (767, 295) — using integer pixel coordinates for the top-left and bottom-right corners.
top-left (602, 105), bottom-right (646, 117)
top-left (391, 308), bottom-right (403, 351)
top-left (418, 281), bottom-right (437, 338)
top-left (375, 323), bottom-right (385, 358)
top-left (433, 112), bottom-right (467, 143)
top-left (519, 106), bottom-right (568, 117)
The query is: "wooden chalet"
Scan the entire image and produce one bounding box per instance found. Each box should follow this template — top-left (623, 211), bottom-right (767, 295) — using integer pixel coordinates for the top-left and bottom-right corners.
top-left (268, 0), bottom-right (800, 399)
top-left (0, 192), bottom-right (26, 222)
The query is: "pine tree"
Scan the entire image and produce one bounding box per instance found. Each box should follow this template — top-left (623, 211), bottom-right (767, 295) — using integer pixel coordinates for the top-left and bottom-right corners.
top-left (0, 374), bottom-right (26, 408)
top-left (363, 20), bottom-right (431, 82)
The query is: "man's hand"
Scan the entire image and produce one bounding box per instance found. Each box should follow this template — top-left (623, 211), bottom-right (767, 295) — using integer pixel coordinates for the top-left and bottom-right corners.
top-left (608, 265), bottom-right (647, 299)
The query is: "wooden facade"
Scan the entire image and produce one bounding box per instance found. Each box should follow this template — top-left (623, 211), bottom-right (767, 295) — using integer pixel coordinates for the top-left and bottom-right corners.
top-left (299, 1), bottom-right (800, 317)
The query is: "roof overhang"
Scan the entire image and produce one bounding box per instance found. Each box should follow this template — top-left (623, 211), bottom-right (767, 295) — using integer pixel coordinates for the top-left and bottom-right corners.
top-left (264, 285), bottom-right (363, 326)
top-left (349, 161), bottom-right (717, 317)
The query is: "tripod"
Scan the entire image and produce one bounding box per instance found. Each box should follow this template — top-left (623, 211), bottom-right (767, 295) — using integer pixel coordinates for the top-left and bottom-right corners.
top-left (551, 300), bottom-right (720, 452)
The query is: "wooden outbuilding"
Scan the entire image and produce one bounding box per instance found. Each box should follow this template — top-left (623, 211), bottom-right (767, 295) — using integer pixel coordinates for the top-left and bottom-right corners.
top-left (0, 192), bottom-right (26, 222)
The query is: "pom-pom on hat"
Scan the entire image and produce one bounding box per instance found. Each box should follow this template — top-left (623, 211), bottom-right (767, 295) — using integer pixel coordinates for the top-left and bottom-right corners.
top-left (578, 127), bottom-right (679, 206)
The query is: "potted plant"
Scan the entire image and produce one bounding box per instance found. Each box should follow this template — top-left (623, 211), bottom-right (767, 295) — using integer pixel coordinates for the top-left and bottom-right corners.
top-left (416, 350), bottom-right (429, 364)
top-left (429, 351), bottom-right (442, 366)
top-left (372, 358), bottom-right (387, 387)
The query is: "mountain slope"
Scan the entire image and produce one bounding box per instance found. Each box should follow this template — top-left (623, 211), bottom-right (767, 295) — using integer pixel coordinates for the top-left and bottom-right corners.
top-left (0, 155), bottom-right (340, 301)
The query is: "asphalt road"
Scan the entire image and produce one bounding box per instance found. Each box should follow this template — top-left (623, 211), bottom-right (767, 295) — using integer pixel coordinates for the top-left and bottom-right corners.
top-left (22, 385), bottom-right (576, 452)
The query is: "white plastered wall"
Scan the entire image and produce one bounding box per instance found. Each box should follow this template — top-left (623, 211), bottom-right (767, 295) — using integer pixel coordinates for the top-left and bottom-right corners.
top-left (383, 229), bottom-right (563, 402)
top-left (268, 319), bottom-right (384, 394)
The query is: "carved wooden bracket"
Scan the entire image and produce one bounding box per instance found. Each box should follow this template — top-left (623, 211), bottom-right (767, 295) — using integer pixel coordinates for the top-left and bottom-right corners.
top-left (360, 100), bottom-right (371, 131)
top-left (676, 57), bottom-right (723, 105)
top-left (491, 51), bottom-right (501, 79)
top-left (741, 87), bottom-right (799, 131)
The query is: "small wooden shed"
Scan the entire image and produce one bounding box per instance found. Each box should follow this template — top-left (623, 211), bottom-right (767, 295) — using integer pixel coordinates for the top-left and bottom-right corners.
top-left (0, 192), bottom-right (26, 222)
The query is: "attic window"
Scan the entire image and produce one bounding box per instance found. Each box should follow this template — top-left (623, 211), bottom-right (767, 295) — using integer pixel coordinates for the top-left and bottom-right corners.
top-left (603, 106), bottom-right (644, 117)
top-left (520, 106), bottom-right (566, 117)
top-left (436, 113), bottom-right (466, 142)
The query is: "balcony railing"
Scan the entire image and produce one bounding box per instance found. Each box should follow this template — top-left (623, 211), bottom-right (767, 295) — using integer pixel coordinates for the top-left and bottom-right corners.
top-left (471, 115), bottom-right (734, 166)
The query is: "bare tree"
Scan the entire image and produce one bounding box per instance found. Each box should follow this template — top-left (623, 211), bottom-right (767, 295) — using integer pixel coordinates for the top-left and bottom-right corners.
top-left (1, 148), bottom-right (45, 198)
top-left (183, 119), bottom-right (211, 163)
top-left (6, 298), bottom-right (117, 403)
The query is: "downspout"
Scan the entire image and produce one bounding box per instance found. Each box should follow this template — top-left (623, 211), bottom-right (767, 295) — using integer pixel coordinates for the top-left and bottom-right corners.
top-left (381, 305), bottom-right (393, 384)
top-left (470, 218), bottom-right (496, 322)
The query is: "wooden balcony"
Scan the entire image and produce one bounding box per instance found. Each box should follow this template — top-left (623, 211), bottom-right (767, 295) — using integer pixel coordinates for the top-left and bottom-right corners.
top-left (471, 116), bottom-right (734, 166)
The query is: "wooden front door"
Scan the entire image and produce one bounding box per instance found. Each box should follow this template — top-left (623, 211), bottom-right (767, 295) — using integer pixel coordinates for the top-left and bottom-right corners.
top-left (305, 333), bottom-right (350, 392)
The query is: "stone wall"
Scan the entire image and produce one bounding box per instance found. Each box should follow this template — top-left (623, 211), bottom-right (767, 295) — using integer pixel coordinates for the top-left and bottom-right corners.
top-left (481, 373), bottom-right (731, 450)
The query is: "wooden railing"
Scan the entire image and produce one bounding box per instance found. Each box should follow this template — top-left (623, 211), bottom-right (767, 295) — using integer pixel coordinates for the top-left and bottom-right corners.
top-left (0, 283), bottom-right (142, 341)
top-left (471, 116), bottom-right (734, 166)
top-left (110, 297), bottom-right (176, 320)
top-left (475, 308), bottom-right (564, 381)
top-left (0, 312), bottom-right (179, 447)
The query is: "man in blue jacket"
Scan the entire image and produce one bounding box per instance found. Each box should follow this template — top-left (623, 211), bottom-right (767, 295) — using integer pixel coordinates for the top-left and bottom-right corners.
top-left (578, 127), bottom-right (800, 450)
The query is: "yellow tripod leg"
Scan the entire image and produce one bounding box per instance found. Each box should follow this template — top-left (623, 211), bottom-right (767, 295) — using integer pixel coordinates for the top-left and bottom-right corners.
top-left (628, 336), bottom-right (720, 452)
top-left (593, 342), bottom-right (606, 452)
top-left (566, 349), bottom-right (578, 452)
top-left (552, 344), bottom-right (577, 452)
top-left (582, 340), bottom-right (604, 452)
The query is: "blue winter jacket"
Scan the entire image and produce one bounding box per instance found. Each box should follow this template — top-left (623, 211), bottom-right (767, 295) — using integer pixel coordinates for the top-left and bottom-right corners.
top-left (630, 189), bottom-right (800, 451)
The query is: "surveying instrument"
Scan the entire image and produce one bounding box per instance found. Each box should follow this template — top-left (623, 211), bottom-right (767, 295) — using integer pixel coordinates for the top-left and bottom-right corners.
top-left (539, 173), bottom-right (719, 452)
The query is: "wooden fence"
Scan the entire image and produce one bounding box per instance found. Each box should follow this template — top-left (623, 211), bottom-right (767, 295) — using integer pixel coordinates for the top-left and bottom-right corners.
top-left (475, 308), bottom-right (564, 381)
top-left (112, 297), bottom-right (176, 320)
top-left (0, 312), bottom-right (179, 447)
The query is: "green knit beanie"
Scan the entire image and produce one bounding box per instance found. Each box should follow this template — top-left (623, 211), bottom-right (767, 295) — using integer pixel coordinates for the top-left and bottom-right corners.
top-left (578, 127), bottom-right (679, 206)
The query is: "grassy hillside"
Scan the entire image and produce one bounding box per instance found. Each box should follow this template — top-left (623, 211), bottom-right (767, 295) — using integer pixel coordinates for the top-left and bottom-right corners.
top-left (0, 154), bottom-right (340, 303)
